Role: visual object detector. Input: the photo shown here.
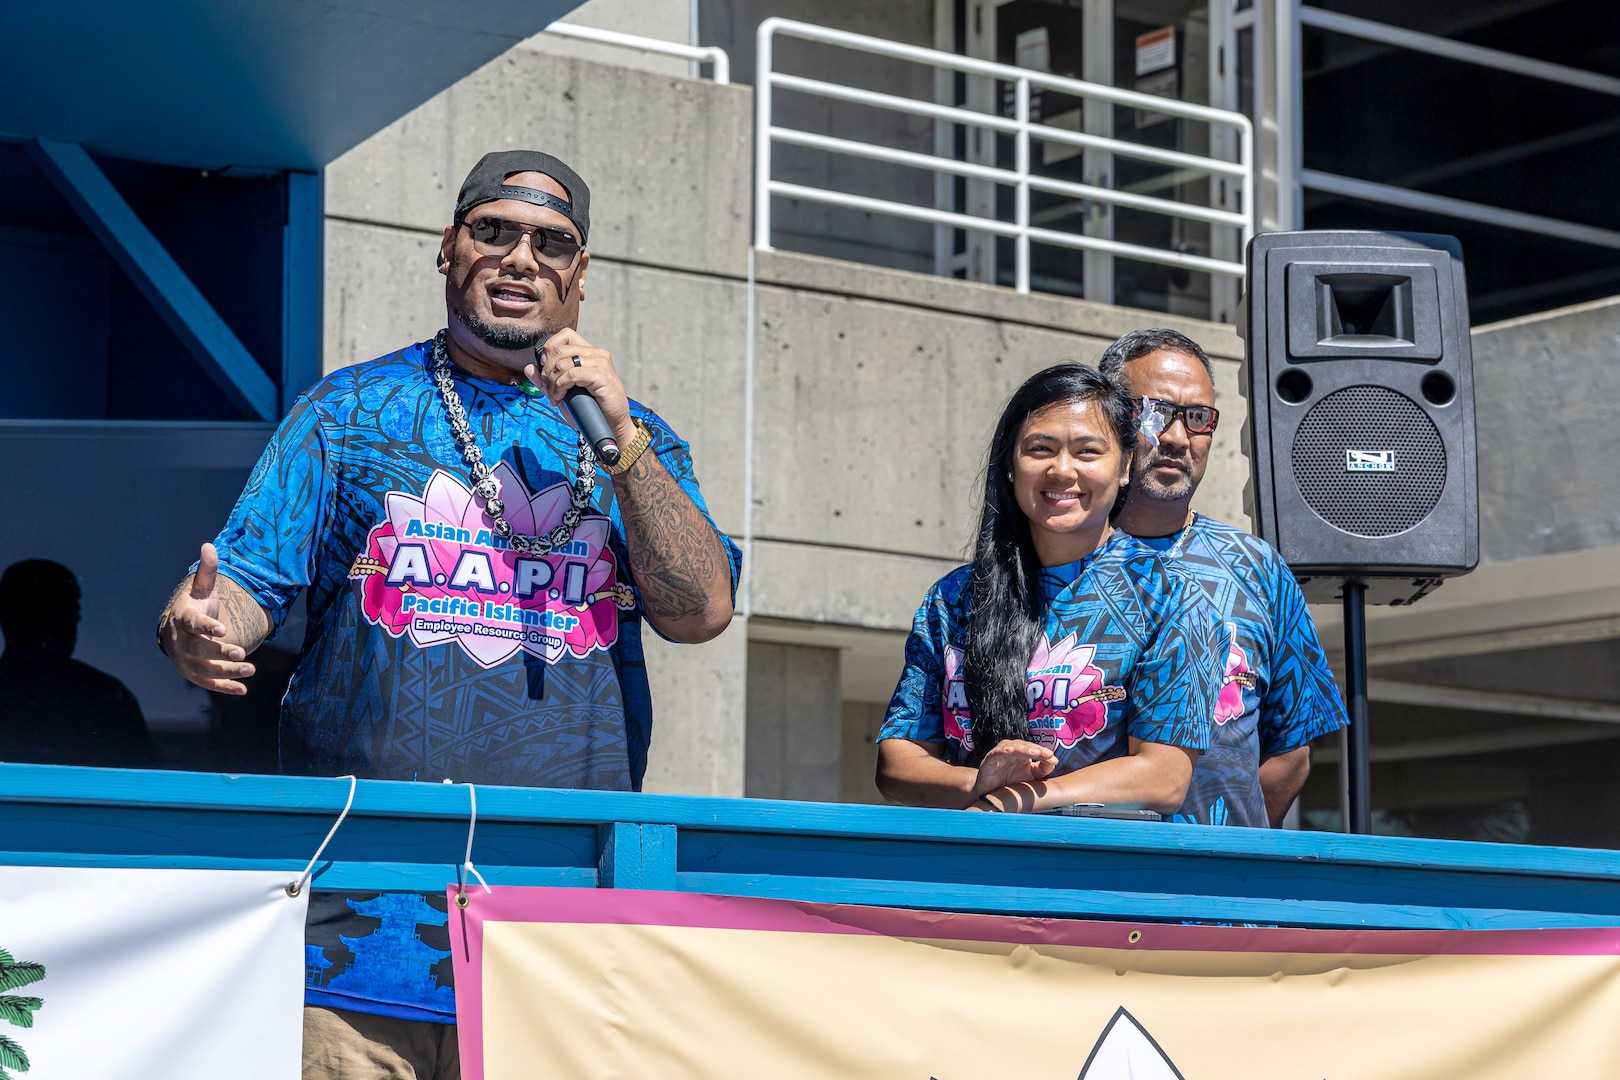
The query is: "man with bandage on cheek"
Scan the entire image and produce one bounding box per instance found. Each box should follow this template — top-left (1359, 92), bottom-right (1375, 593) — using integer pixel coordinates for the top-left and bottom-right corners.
top-left (1101, 329), bottom-right (1347, 828)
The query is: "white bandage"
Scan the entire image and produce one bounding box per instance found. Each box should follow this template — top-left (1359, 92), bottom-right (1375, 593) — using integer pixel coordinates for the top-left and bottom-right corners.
top-left (1137, 397), bottom-right (1169, 447)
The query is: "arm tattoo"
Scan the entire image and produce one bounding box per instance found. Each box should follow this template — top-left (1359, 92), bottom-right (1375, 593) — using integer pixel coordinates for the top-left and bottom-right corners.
top-left (615, 450), bottom-right (729, 625)
top-left (219, 578), bottom-right (272, 649)
top-left (163, 573), bottom-right (271, 651)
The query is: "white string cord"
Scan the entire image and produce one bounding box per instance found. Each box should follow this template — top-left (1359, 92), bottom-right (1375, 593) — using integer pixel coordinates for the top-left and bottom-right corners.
top-left (460, 783), bottom-right (492, 903)
top-left (286, 775), bottom-right (357, 898)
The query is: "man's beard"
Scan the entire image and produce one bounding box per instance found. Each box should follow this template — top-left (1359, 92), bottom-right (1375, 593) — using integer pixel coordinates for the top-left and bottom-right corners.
top-left (450, 297), bottom-right (545, 351)
top-left (1132, 448), bottom-right (1197, 501)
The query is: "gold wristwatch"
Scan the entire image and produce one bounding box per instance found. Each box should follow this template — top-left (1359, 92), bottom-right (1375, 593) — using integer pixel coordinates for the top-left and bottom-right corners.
top-left (605, 420), bottom-right (653, 475)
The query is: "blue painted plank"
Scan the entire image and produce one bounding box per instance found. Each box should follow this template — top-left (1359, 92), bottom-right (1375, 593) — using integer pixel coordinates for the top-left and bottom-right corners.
top-left (598, 823), bottom-right (678, 890)
top-left (639, 824), bottom-right (678, 891)
top-left (5, 764), bottom-right (1620, 904)
top-left (597, 821), bottom-right (634, 888)
top-left (281, 169), bottom-right (322, 410)
top-left (675, 873), bottom-right (1620, 932)
top-left (0, 851), bottom-right (595, 892)
top-left (18, 791), bottom-right (1611, 919)
top-left (0, 803), bottom-right (601, 882)
top-left (675, 829), bottom-right (1620, 919)
top-left (26, 138), bottom-right (278, 420)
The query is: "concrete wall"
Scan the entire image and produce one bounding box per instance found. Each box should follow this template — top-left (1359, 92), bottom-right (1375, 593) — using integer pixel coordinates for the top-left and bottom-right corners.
top-left (745, 642), bottom-right (841, 800)
top-left (1471, 295), bottom-right (1620, 564)
top-left (747, 248), bottom-right (1246, 637)
top-left (526, 0), bottom-right (693, 77)
top-left (323, 46), bottom-right (1249, 800)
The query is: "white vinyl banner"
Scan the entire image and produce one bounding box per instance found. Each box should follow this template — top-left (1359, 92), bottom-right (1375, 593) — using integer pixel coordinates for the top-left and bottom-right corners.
top-left (0, 867), bottom-right (307, 1080)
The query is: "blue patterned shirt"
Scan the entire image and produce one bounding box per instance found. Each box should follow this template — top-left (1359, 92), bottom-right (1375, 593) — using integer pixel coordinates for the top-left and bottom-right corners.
top-left (214, 340), bottom-right (739, 789)
top-left (878, 533), bottom-right (1219, 779)
top-left (213, 339), bottom-right (740, 1020)
top-left (1134, 516), bottom-right (1347, 828)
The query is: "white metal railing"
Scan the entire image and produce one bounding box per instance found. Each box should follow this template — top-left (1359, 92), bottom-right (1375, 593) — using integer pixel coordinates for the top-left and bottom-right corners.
top-left (753, 18), bottom-right (1255, 294)
top-left (543, 22), bottom-right (730, 84)
top-left (1280, 7), bottom-right (1620, 251)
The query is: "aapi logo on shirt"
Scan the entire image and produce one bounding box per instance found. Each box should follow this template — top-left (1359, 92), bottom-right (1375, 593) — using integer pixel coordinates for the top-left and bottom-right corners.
top-left (939, 635), bottom-right (1124, 754)
top-left (1026, 633), bottom-right (1124, 748)
top-left (348, 464), bottom-right (634, 669)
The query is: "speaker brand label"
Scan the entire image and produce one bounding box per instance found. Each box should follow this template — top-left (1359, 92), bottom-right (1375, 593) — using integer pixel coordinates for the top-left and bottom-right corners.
top-left (1345, 449), bottom-right (1396, 472)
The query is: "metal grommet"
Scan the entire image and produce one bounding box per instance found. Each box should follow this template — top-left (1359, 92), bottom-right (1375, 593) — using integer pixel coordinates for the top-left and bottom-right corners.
top-left (1127, 930), bottom-right (1142, 944)
top-left (456, 892), bottom-right (470, 909)
top-left (285, 881), bottom-right (302, 898)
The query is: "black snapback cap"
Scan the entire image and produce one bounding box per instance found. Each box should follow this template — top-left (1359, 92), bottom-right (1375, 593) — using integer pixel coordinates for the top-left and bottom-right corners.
top-left (454, 150), bottom-right (591, 245)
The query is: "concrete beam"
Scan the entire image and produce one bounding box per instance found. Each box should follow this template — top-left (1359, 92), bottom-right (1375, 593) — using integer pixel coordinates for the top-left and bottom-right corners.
top-left (1368, 679), bottom-right (1620, 726)
top-left (1314, 543), bottom-right (1620, 665)
top-left (1315, 725), bottom-right (1620, 765)
top-left (754, 249), bottom-right (1245, 358)
top-left (28, 138), bottom-right (278, 420)
top-left (748, 617), bottom-right (909, 703)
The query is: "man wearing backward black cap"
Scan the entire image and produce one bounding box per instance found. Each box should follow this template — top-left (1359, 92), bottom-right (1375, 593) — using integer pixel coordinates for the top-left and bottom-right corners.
top-left (157, 151), bottom-right (739, 1076)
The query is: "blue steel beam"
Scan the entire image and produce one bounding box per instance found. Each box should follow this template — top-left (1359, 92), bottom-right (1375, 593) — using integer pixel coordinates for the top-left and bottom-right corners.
top-left (27, 138), bottom-right (279, 420)
top-left (281, 169), bottom-right (323, 408)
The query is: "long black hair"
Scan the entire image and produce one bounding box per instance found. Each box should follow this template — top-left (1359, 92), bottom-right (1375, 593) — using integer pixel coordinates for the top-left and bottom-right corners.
top-left (963, 364), bottom-right (1136, 760)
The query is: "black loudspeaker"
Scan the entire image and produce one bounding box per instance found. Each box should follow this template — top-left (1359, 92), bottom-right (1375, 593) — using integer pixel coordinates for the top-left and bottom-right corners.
top-left (1240, 231), bottom-right (1478, 605)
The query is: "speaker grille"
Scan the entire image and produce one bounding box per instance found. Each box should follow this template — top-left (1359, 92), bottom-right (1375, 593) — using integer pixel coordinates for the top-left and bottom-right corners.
top-left (1291, 385), bottom-right (1446, 537)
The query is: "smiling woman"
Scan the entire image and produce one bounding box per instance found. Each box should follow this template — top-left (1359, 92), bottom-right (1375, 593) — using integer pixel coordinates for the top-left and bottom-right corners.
top-left (874, 364), bottom-right (1221, 816)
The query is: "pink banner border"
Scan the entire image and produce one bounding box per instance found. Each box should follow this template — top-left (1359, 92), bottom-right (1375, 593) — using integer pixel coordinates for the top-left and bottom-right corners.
top-left (449, 885), bottom-right (1620, 1079)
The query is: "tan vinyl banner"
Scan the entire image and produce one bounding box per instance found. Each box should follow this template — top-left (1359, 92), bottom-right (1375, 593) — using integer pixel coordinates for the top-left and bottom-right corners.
top-left (450, 887), bottom-right (1620, 1079)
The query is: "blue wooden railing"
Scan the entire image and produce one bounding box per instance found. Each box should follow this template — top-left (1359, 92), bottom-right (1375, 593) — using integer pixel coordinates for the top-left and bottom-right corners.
top-left (4, 762), bottom-right (1620, 930)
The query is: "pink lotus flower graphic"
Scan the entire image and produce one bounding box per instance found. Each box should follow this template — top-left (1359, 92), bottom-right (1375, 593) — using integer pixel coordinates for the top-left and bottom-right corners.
top-left (1215, 622), bottom-right (1257, 726)
top-left (1025, 632), bottom-right (1124, 747)
top-left (349, 465), bottom-right (631, 669)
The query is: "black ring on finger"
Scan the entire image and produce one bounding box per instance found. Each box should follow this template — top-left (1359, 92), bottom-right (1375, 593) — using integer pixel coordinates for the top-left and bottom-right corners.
top-left (571, 355), bottom-right (583, 367)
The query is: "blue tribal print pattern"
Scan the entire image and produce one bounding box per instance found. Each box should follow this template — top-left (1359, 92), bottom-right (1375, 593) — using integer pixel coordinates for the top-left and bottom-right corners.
top-left (214, 339), bottom-right (739, 790)
top-left (1135, 516), bottom-right (1347, 828)
top-left (879, 532), bottom-right (1219, 778)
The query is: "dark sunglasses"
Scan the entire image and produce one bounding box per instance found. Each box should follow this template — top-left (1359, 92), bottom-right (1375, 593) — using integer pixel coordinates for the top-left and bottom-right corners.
top-left (1137, 396), bottom-right (1219, 435)
top-left (458, 217), bottom-right (582, 268)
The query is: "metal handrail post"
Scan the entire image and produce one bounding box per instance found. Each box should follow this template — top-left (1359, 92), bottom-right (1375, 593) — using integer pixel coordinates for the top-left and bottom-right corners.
top-left (1276, 0), bottom-right (1303, 230)
top-left (754, 19), bottom-right (777, 251)
top-left (1015, 77), bottom-right (1031, 295)
top-left (1240, 123), bottom-right (1255, 250)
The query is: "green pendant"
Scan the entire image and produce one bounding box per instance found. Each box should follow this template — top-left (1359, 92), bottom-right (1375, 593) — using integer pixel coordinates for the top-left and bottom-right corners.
top-left (517, 380), bottom-right (546, 397)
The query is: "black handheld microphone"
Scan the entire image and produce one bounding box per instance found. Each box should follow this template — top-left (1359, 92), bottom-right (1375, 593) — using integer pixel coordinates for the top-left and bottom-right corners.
top-left (565, 387), bottom-right (620, 466)
top-left (534, 338), bottom-right (620, 466)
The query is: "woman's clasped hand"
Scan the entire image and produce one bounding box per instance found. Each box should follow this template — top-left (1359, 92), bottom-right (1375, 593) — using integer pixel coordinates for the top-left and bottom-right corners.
top-left (967, 739), bottom-right (1058, 810)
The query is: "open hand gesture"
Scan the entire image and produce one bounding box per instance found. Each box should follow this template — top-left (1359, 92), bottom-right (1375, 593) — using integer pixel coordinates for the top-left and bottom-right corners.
top-left (159, 543), bottom-right (256, 695)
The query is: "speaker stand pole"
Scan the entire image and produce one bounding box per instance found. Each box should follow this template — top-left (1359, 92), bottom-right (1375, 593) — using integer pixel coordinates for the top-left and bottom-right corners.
top-left (1343, 580), bottom-right (1372, 834)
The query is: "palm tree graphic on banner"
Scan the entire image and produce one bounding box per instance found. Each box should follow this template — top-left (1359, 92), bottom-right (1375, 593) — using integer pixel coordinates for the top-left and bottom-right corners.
top-left (0, 948), bottom-right (45, 1079)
